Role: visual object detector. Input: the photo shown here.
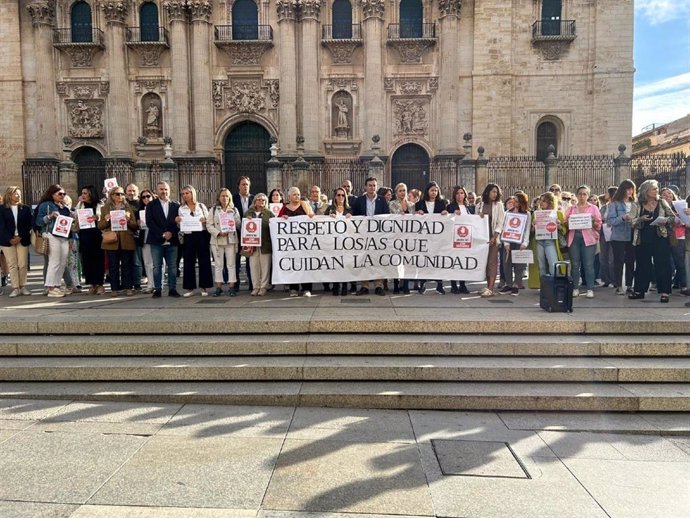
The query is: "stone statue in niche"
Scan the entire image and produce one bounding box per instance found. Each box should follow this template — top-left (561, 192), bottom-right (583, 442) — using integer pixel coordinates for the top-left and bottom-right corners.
top-left (332, 92), bottom-right (352, 139)
top-left (142, 93), bottom-right (162, 138)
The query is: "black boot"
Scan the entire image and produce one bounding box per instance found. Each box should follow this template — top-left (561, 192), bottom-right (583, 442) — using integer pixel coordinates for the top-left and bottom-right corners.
top-left (459, 281), bottom-right (470, 294)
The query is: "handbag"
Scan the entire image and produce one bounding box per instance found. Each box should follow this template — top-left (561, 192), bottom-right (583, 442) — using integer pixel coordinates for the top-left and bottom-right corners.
top-left (101, 230), bottom-right (118, 244)
top-left (31, 231), bottom-right (49, 255)
top-left (240, 246), bottom-right (255, 257)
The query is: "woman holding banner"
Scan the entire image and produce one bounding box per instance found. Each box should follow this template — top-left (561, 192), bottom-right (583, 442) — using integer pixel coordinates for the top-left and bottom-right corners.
top-left (325, 187), bottom-right (353, 296)
top-left (207, 188), bottom-right (241, 297)
top-left (98, 186), bottom-right (138, 296)
top-left (279, 187), bottom-right (314, 297)
top-left (447, 186), bottom-right (474, 294)
top-left (389, 183), bottom-right (415, 295)
top-left (177, 185), bottom-right (213, 297)
top-left (476, 183), bottom-right (505, 297)
top-left (415, 181), bottom-right (448, 294)
top-left (565, 185), bottom-right (602, 299)
top-left (36, 185), bottom-right (72, 298)
top-left (246, 194), bottom-right (273, 296)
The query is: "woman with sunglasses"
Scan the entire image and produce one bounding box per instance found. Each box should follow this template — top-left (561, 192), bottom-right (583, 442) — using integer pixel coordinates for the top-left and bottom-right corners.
top-left (135, 189), bottom-right (156, 293)
top-left (98, 187), bottom-right (138, 296)
top-left (36, 185), bottom-right (72, 297)
top-left (324, 187), bottom-right (353, 296)
top-left (76, 185), bottom-right (105, 295)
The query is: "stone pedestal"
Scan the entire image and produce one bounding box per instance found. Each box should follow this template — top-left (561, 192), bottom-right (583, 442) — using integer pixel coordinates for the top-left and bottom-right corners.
top-left (265, 157), bottom-right (283, 193)
top-left (613, 144), bottom-right (631, 185)
top-left (134, 160), bottom-right (150, 189)
top-left (160, 159), bottom-right (179, 199)
top-left (544, 147), bottom-right (559, 189)
top-left (58, 160), bottom-right (78, 197)
top-left (474, 147), bottom-right (488, 194)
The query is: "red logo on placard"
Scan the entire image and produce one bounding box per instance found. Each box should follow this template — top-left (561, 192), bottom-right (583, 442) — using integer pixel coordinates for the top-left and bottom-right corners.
top-left (118, 218), bottom-right (127, 226)
top-left (546, 222), bottom-right (557, 233)
top-left (59, 218), bottom-right (68, 226)
top-left (457, 225), bottom-right (469, 237)
top-left (246, 221), bottom-right (257, 233)
top-left (509, 217), bottom-right (521, 228)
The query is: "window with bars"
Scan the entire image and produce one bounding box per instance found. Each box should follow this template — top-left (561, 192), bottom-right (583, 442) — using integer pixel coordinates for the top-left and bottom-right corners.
top-left (71, 1), bottom-right (93, 43)
top-left (140, 2), bottom-right (160, 42)
top-left (232, 0), bottom-right (259, 40)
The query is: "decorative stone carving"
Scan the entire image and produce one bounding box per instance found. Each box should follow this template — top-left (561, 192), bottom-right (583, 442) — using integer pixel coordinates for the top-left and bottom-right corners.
top-left (101, 1), bottom-right (128, 24)
top-left (61, 46), bottom-right (100, 68)
top-left (56, 81), bottom-right (110, 98)
top-left (298, 0), bottom-right (321, 20)
top-left (217, 41), bottom-right (273, 66)
top-left (227, 81), bottom-right (266, 113)
top-left (438, 0), bottom-right (461, 18)
top-left (142, 93), bottom-right (163, 138)
top-left (534, 40), bottom-right (571, 60)
top-left (276, 0), bottom-right (298, 21)
top-left (393, 99), bottom-right (428, 137)
top-left (400, 81), bottom-right (423, 95)
top-left (134, 77), bottom-right (169, 94)
top-left (73, 85), bottom-right (96, 99)
top-left (265, 80), bottom-right (280, 108)
top-left (388, 40), bottom-right (435, 64)
top-left (360, 0), bottom-right (384, 19)
top-left (326, 78), bottom-right (358, 91)
top-left (332, 91), bottom-right (352, 139)
top-left (322, 40), bottom-right (361, 64)
top-left (128, 44), bottom-right (166, 67)
top-left (384, 77), bottom-right (395, 91)
top-left (212, 80), bottom-right (228, 108)
top-left (428, 77), bottom-right (439, 91)
top-left (163, 0), bottom-right (188, 22)
top-left (67, 99), bottom-right (104, 138)
top-left (27, 0), bottom-right (55, 27)
top-left (188, 0), bottom-right (212, 21)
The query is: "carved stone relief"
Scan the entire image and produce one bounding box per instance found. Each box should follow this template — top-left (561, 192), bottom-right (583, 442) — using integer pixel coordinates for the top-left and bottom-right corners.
top-left (67, 99), bottom-right (104, 138)
top-left (388, 40), bottom-right (435, 64)
top-left (265, 80), bottom-right (280, 108)
top-left (227, 81), bottom-right (266, 113)
top-left (142, 92), bottom-right (163, 138)
top-left (188, 0), bottom-right (212, 21)
top-left (332, 91), bottom-right (352, 139)
top-left (382, 78), bottom-right (437, 95)
top-left (61, 46), bottom-right (100, 68)
top-left (101, 1), bottom-right (128, 24)
top-left (128, 44), bottom-right (166, 67)
top-left (276, 0), bottom-right (298, 21)
top-left (360, 0), bottom-right (384, 19)
top-left (27, 0), bottom-right (55, 27)
top-left (393, 98), bottom-right (428, 137)
top-left (438, 0), bottom-right (462, 18)
top-left (533, 41), bottom-right (571, 60)
top-left (134, 77), bottom-right (169, 94)
top-left (299, 0), bottom-right (321, 20)
top-left (322, 40), bottom-right (361, 64)
top-left (56, 81), bottom-right (110, 99)
top-left (163, 0), bottom-right (189, 21)
top-left (218, 41), bottom-right (273, 66)
top-left (326, 78), bottom-right (358, 92)
top-left (400, 81), bottom-right (423, 95)
top-left (212, 80), bottom-right (228, 108)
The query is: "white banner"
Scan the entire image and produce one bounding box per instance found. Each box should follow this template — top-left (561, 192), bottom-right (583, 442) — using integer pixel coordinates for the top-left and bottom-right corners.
top-left (270, 214), bottom-right (490, 284)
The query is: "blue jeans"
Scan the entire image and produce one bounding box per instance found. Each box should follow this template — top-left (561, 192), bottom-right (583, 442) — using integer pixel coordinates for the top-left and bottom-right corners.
top-left (132, 245), bottom-right (144, 287)
top-left (537, 240), bottom-right (558, 277)
top-left (150, 243), bottom-right (178, 291)
top-left (569, 232), bottom-right (596, 289)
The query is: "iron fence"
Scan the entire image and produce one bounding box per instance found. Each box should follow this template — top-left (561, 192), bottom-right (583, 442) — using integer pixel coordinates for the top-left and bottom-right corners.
top-left (322, 24), bottom-right (362, 40)
top-left (532, 20), bottom-right (576, 39)
top-left (387, 23), bottom-right (436, 39)
top-left (214, 24), bottom-right (273, 42)
top-left (53, 27), bottom-right (105, 45)
top-left (177, 159), bottom-right (222, 207)
top-left (429, 160), bottom-right (459, 197)
top-left (281, 159), bottom-right (369, 201)
top-left (21, 159), bottom-right (60, 206)
top-left (554, 155), bottom-right (616, 196)
top-left (631, 154), bottom-right (688, 194)
top-left (487, 156), bottom-right (546, 201)
top-left (125, 26), bottom-right (169, 44)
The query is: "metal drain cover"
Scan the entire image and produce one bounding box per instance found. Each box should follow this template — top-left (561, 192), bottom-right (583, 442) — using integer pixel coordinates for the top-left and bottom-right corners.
top-left (431, 440), bottom-right (530, 479)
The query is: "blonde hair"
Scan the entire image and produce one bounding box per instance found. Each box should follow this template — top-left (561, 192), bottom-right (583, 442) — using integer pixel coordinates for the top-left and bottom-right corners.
top-left (216, 188), bottom-right (234, 208)
top-left (3, 186), bottom-right (21, 207)
top-left (181, 185), bottom-right (197, 205)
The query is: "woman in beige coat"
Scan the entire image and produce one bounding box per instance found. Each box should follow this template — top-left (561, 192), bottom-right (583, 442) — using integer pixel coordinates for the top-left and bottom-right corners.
top-left (206, 188), bottom-right (241, 296)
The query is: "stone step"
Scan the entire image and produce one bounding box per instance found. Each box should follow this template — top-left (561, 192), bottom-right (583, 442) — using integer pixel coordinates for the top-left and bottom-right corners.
top-left (1, 335), bottom-right (689, 357)
top-left (0, 381), bottom-right (688, 411)
top-left (0, 356), bottom-right (688, 383)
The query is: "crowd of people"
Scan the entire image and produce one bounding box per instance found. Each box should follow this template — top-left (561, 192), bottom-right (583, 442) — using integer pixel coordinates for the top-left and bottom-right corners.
top-left (0, 176), bottom-right (689, 303)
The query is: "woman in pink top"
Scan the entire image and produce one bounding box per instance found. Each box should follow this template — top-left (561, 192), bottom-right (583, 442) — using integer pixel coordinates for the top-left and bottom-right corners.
top-left (565, 185), bottom-right (602, 298)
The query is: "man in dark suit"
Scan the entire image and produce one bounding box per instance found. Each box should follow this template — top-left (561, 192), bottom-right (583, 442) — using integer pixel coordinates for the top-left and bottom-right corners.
top-left (233, 176), bottom-right (254, 291)
top-left (341, 179), bottom-right (357, 207)
top-left (351, 176), bottom-right (390, 296)
top-left (145, 181), bottom-right (181, 297)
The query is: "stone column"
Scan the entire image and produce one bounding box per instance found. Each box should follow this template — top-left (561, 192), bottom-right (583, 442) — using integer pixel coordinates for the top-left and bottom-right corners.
top-left (102, 1), bottom-right (131, 158)
top-left (165, 1), bottom-right (191, 155)
top-left (299, 1), bottom-right (322, 157)
top-left (58, 160), bottom-right (78, 196)
top-left (544, 145), bottom-right (559, 188)
top-left (277, 1), bottom-right (298, 157)
top-left (265, 141), bottom-right (282, 192)
top-left (361, 1), bottom-right (385, 153)
top-left (474, 146), bottom-right (488, 194)
top-left (189, 1), bottom-right (214, 156)
top-left (437, 0), bottom-right (461, 156)
top-left (27, 0), bottom-right (58, 158)
top-left (613, 144), bottom-right (631, 185)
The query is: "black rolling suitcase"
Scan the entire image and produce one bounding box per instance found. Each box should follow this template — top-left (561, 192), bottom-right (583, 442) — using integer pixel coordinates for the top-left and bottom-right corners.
top-left (540, 261), bottom-right (573, 313)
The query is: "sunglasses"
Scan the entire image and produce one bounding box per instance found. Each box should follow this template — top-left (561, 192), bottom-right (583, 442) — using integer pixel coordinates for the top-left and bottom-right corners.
top-left (141, 195), bottom-right (152, 199)
top-left (550, 188), bottom-right (560, 192)
top-left (56, 192), bottom-right (66, 196)
top-left (113, 192), bottom-right (125, 196)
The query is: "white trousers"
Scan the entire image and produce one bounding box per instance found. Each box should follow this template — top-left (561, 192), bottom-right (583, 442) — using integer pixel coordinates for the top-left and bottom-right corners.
top-left (142, 244), bottom-right (155, 289)
top-left (211, 243), bottom-right (237, 284)
top-left (45, 234), bottom-right (69, 287)
top-left (249, 249), bottom-right (271, 290)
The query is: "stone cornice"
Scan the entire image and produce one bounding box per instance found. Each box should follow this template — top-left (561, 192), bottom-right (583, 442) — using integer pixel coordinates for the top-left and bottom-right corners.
top-left (188, 0), bottom-right (212, 22)
top-left (163, 0), bottom-right (189, 22)
top-left (101, 1), bottom-right (128, 24)
top-left (276, 0), bottom-right (298, 21)
top-left (360, 0), bottom-right (384, 20)
top-left (27, 0), bottom-right (55, 27)
top-left (438, 0), bottom-right (461, 19)
top-left (299, 0), bottom-right (321, 21)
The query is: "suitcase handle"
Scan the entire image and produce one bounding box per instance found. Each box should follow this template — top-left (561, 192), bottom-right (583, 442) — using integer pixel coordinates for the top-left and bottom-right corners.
top-left (553, 261), bottom-right (571, 277)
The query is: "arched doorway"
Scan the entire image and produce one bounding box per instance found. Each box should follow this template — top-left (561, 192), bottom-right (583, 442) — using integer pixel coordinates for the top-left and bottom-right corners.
top-left (224, 121), bottom-right (271, 194)
top-left (72, 147), bottom-right (105, 191)
top-left (391, 143), bottom-right (430, 192)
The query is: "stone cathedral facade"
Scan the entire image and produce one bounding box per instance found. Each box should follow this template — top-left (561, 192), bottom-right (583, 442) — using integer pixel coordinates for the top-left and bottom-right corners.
top-left (0, 0), bottom-right (633, 199)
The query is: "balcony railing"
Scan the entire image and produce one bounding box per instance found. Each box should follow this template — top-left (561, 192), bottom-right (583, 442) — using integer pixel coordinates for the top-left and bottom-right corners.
top-left (387, 23), bottom-right (436, 40)
top-left (53, 27), bottom-right (105, 46)
top-left (321, 24), bottom-right (362, 40)
top-left (126, 26), bottom-right (169, 44)
top-left (532, 20), bottom-right (576, 40)
top-left (214, 24), bottom-right (273, 42)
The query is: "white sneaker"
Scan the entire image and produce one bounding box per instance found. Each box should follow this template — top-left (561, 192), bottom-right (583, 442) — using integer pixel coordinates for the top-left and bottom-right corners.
top-left (47, 288), bottom-right (65, 298)
top-left (586, 290), bottom-right (594, 299)
top-left (289, 290), bottom-right (298, 297)
top-left (8, 289), bottom-right (19, 298)
top-left (20, 287), bottom-right (31, 296)
top-left (615, 287), bottom-right (625, 295)
top-left (303, 290), bottom-right (312, 297)
top-left (572, 289), bottom-right (580, 297)
top-left (183, 290), bottom-right (195, 297)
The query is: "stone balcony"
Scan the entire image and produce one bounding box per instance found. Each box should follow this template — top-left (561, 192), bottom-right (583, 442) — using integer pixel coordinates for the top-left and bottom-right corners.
top-left (386, 23), bottom-right (437, 64)
top-left (52, 27), bottom-right (105, 68)
top-left (214, 24), bottom-right (274, 66)
top-left (125, 27), bottom-right (169, 68)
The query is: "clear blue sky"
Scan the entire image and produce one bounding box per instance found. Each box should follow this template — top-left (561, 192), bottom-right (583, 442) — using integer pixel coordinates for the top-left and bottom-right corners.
top-left (633, 1), bottom-right (690, 135)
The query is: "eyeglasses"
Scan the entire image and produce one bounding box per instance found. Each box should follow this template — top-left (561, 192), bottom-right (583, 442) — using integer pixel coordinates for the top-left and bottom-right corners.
top-left (113, 193), bottom-right (125, 196)
top-left (141, 195), bottom-right (152, 199)
top-left (562, 197), bottom-right (571, 201)
top-left (56, 192), bottom-right (66, 196)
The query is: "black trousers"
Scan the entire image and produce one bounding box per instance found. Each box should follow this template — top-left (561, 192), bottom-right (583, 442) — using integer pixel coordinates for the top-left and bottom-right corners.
top-left (182, 232), bottom-right (213, 290)
top-left (80, 244), bottom-right (104, 286)
top-left (633, 236), bottom-right (672, 294)
top-left (611, 240), bottom-right (635, 288)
